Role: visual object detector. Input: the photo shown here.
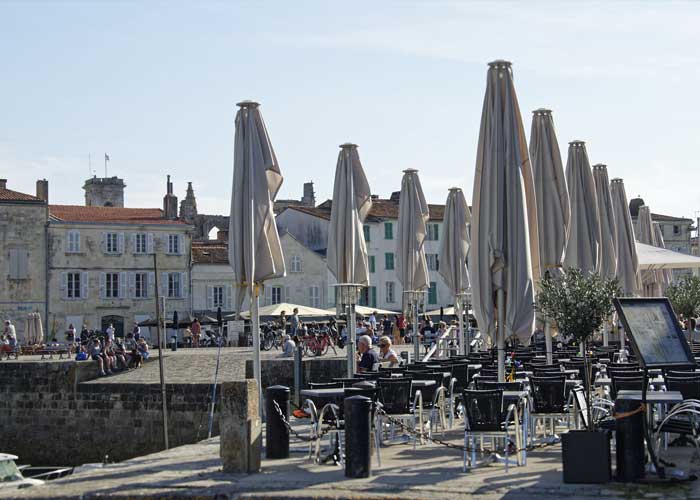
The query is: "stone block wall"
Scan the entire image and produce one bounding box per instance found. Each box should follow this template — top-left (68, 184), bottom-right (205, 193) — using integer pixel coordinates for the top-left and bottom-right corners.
top-left (245, 357), bottom-right (346, 390)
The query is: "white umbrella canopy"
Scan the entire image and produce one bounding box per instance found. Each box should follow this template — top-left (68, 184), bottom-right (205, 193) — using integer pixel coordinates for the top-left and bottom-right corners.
top-left (228, 100), bottom-right (286, 417)
top-left (396, 168), bottom-right (430, 361)
top-left (563, 141), bottom-right (600, 274)
top-left (325, 305), bottom-right (398, 317)
top-left (439, 187), bottom-right (472, 354)
top-left (636, 205), bottom-right (662, 296)
top-left (636, 241), bottom-right (700, 270)
top-left (530, 108), bottom-right (569, 279)
top-left (653, 223), bottom-right (673, 291)
top-left (326, 142), bottom-right (373, 376)
top-left (240, 303), bottom-right (331, 319)
top-left (470, 60), bottom-right (537, 381)
top-left (592, 164), bottom-right (617, 279)
top-left (611, 178), bottom-right (641, 296)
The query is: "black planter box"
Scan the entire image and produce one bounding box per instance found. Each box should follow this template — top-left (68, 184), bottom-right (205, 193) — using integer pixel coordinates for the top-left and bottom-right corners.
top-left (562, 430), bottom-right (612, 483)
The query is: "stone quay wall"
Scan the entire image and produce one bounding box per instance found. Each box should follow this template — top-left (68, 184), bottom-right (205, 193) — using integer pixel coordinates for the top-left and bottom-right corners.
top-left (245, 356), bottom-right (347, 389)
top-left (0, 361), bottom-right (220, 466)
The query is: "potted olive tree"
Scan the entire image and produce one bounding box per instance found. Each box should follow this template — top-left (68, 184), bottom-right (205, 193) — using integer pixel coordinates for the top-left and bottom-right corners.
top-left (536, 267), bottom-right (620, 483)
top-left (665, 276), bottom-right (700, 348)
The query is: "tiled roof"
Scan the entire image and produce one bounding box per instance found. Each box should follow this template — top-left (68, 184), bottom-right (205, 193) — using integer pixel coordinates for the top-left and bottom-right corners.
top-left (192, 241), bottom-right (229, 264)
top-left (49, 205), bottom-right (188, 225)
top-left (294, 199), bottom-right (446, 221)
top-left (0, 187), bottom-right (43, 203)
top-left (651, 213), bottom-right (693, 223)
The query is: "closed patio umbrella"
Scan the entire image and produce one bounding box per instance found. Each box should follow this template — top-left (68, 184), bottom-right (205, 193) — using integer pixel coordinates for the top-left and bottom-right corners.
top-left (396, 168), bottom-right (430, 363)
top-left (439, 187), bottom-right (471, 355)
top-left (326, 143), bottom-right (373, 376)
top-left (653, 223), bottom-right (673, 293)
top-left (470, 60), bottom-right (537, 382)
top-left (563, 141), bottom-right (600, 274)
top-left (636, 205), bottom-right (662, 297)
top-left (530, 108), bottom-right (569, 364)
top-left (228, 100), bottom-right (286, 417)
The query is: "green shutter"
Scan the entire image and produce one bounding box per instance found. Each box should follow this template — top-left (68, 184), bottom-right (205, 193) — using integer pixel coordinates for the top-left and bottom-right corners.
top-left (370, 286), bottom-right (377, 308)
top-left (428, 281), bottom-right (437, 304)
top-left (369, 256), bottom-right (375, 273)
top-left (385, 253), bottom-right (394, 270)
top-left (434, 224), bottom-right (439, 241)
top-left (384, 222), bottom-right (393, 240)
top-left (363, 225), bottom-right (370, 242)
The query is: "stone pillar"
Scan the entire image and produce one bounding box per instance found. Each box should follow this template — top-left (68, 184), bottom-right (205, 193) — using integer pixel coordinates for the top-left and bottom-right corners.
top-left (220, 380), bottom-right (261, 473)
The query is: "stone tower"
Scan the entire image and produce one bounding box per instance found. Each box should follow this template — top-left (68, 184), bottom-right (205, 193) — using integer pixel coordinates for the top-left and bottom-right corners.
top-left (179, 181), bottom-right (198, 223)
top-left (83, 176), bottom-right (125, 207)
top-left (301, 181), bottom-right (316, 207)
top-left (163, 175), bottom-right (178, 220)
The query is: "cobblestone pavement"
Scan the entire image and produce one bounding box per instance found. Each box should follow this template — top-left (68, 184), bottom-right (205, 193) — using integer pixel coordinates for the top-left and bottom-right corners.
top-left (6, 419), bottom-right (700, 500)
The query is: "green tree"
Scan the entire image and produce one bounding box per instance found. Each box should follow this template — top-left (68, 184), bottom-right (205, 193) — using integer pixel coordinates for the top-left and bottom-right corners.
top-left (665, 276), bottom-right (700, 345)
top-left (535, 268), bottom-right (620, 430)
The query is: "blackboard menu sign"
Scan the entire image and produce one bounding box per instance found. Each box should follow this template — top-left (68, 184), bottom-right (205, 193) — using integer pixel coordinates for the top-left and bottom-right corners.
top-left (614, 298), bottom-right (695, 369)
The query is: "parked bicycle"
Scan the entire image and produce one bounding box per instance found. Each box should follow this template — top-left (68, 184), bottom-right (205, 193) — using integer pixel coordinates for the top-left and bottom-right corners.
top-left (302, 325), bottom-right (337, 357)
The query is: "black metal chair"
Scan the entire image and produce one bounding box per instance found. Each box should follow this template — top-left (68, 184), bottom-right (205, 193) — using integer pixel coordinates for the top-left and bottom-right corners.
top-left (376, 377), bottom-right (427, 448)
top-left (461, 389), bottom-right (522, 472)
top-left (665, 375), bottom-right (700, 401)
top-left (610, 374), bottom-right (645, 400)
top-left (529, 375), bottom-right (570, 441)
top-left (309, 381), bottom-right (344, 389)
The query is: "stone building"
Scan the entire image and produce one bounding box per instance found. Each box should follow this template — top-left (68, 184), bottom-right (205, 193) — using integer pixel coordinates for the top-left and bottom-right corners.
top-left (275, 191), bottom-right (452, 311)
top-left (0, 179), bottom-right (48, 340)
top-left (47, 177), bottom-right (192, 341)
top-left (84, 176), bottom-right (125, 207)
top-left (191, 238), bottom-right (237, 314)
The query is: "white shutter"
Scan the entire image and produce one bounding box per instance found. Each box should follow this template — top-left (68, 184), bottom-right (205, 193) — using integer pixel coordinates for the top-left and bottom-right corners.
top-left (60, 272), bottom-right (68, 299)
top-left (147, 233), bottom-right (155, 254)
top-left (99, 272), bottom-right (106, 299)
top-left (148, 272), bottom-right (155, 298)
top-left (101, 232), bottom-right (107, 253)
top-left (119, 271), bottom-right (128, 298)
top-left (8, 248), bottom-right (18, 279)
top-left (226, 285), bottom-right (232, 311)
top-left (81, 272), bottom-right (89, 299)
top-left (117, 233), bottom-right (124, 254)
top-left (74, 231), bottom-right (81, 253)
top-left (132, 234), bottom-right (138, 254)
top-left (307, 287), bottom-right (312, 306)
top-left (178, 234), bottom-right (184, 255)
top-left (128, 272), bottom-right (136, 298)
top-left (207, 285), bottom-right (214, 310)
top-left (264, 286), bottom-right (272, 306)
top-left (180, 272), bottom-right (188, 298)
top-left (162, 272), bottom-right (169, 297)
top-left (63, 233), bottom-right (69, 253)
top-left (284, 286), bottom-right (290, 303)
top-left (18, 250), bottom-right (28, 279)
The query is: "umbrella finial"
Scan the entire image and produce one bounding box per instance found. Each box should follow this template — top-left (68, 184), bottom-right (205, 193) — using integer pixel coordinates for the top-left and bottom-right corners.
top-left (236, 100), bottom-right (260, 109)
top-left (533, 108), bottom-right (552, 115)
top-left (611, 178), bottom-right (623, 184)
top-left (402, 168), bottom-right (419, 174)
top-left (339, 142), bottom-right (358, 149)
top-left (569, 140), bottom-right (586, 147)
top-left (592, 163), bottom-right (608, 170)
top-left (488, 59), bottom-right (512, 68)
top-left (448, 186), bottom-right (462, 192)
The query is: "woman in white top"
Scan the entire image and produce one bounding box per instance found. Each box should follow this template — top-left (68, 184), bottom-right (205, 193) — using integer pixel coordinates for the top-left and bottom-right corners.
top-left (377, 336), bottom-right (400, 366)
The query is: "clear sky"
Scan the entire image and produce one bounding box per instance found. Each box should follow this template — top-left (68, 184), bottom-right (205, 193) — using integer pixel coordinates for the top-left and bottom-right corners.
top-left (2, 1), bottom-right (699, 221)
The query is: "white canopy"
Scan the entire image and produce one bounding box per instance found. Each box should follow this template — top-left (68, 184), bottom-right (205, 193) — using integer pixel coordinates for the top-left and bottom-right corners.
top-left (325, 305), bottom-right (397, 317)
top-left (636, 242), bottom-right (700, 270)
top-left (425, 306), bottom-right (474, 317)
top-left (240, 303), bottom-right (331, 319)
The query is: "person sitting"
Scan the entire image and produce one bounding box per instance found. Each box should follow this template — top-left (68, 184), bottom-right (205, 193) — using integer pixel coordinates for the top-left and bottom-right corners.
top-left (90, 339), bottom-right (107, 376)
top-left (280, 334), bottom-right (296, 358)
top-left (113, 339), bottom-right (129, 370)
top-left (356, 335), bottom-right (379, 373)
top-left (136, 338), bottom-right (150, 361)
top-left (377, 336), bottom-right (400, 366)
top-left (183, 326), bottom-right (193, 347)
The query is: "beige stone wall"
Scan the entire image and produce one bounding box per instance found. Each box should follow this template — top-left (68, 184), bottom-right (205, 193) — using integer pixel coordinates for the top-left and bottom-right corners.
top-left (47, 223), bottom-right (192, 341)
top-left (0, 202), bottom-right (47, 339)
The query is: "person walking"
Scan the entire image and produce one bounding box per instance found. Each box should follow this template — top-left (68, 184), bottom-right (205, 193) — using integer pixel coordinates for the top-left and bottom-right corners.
top-left (291, 308), bottom-right (300, 336)
top-left (191, 318), bottom-right (201, 347)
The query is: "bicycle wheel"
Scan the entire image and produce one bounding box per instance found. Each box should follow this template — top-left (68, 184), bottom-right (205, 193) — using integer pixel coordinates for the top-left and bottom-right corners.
top-left (319, 341), bottom-right (329, 356)
top-left (262, 332), bottom-right (274, 351)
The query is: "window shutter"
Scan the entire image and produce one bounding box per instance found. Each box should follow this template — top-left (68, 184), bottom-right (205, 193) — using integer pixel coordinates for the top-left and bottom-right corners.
top-left (101, 232), bottom-right (107, 253)
top-left (63, 233), bottom-right (69, 253)
top-left (435, 224), bottom-right (439, 241)
top-left (117, 233), bottom-right (124, 254)
top-left (128, 272), bottom-right (136, 298)
top-left (119, 271), bottom-right (128, 298)
top-left (178, 234), bottom-right (184, 255)
top-left (81, 272), bottom-right (89, 299)
top-left (226, 285), bottom-right (232, 311)
top-left (284, 286), bottom-right (290, 303)
top-left (132, 234), bottom-right (138, 253)
top-left (18, 250), bottom-right (28, 279)
top-left (207, 286), bottom-right (214, 310)
top-left (8, 248), bottom-right (18, 279)
top-left (60, 272), bottom-right (68, 299)
top-left (99, 273), bottom-right (106, 298)
top-left (148, 272), bottom-right (155, 298)
top-left (75, 231), bottom-right (81, 252)
top-left (147, 233), bottom-right (155, 254)
top-left (162, 272), bottom-right (169, 297)
top-left (307, 287), bottom-right (312, 306)
top-left (180, 272), bottom-right (188, 298)
top-left (264, 286), bottom-right (272, 306)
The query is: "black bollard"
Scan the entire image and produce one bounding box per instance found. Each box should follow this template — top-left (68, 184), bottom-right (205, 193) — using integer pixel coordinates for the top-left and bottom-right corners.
top-left (265, 385), bottom-right (290, 459)
top-left (344, 395), bottom-right (372, 478)
top-left (615, 396), bottom-right (645, 481)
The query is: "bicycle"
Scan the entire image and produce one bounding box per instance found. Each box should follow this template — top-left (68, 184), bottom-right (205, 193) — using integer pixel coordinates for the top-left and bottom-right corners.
top-left (302, 327), bottom-right (337, 357)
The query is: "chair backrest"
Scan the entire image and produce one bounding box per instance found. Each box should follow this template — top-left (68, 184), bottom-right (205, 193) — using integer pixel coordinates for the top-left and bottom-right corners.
top-left (354, 372), bottom-right (380, 380)
top-left (377, 378), bottom-right (412, 414)
top-left (461, 389), bottom-right (504, 431)
top-left (450, 362), bottom-right (470, 392)
top-left (474, 375), bottom-right (497, 390)
top-left (345, 386), bottom-right (378, 403)
top-left (610, 374), bottom-right (645, 399)
top-left (530, 376), bottom-right (566, 413)
top-left (482, 380), bottom-right (524, 391)
top-left (665, 375), bottom-right (700, 401)
top-left (332, 377), bottom-right (359, 387)
top-left (480, 367), bottom-right (498, 378)
top-left (309, 381), bottom-right (343, 389)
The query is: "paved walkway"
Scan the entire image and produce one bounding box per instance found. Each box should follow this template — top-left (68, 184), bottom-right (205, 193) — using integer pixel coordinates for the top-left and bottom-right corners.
top-left (7, 421), bottom-right (700, 500)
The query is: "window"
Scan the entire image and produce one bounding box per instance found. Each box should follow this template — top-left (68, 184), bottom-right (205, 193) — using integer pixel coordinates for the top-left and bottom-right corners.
top-left (105, 273), bottom-right (120, 298)
top-left (168, 272), bottom-right (182, 298)
top-left (426, 223), bottom-right (440, 241)
top-left (428, 281), bottom-right (437, 305)
top-left (308, 286), bottom-right (320, 308)
top-left (67, 272), bottom-right (81, 298)
top-left (8, 248), bottom-right (28, 280)
top-left (270, 286), bottom-right (282, 305)
top-left (673, 225), bottom-right (681, 235)
top-left (385, 252), bottom-right (395, 270)
top-left (358, 286), bottom-right (377, 308)
top-left (427, 254), bottom-right (439, 271)
top-left (105, 233), bottom-right (119, 254)
top-left (62, 271), bottom-right (88, 299)
top-left (67, 230), bottom-right (80, 253)
top-left (368, 256), bottom-right (375, 273)
top-left (134, 233), bottom-right (147, 254)
top-left (384, 222), bottom-right (393, 240)
top-left (386, 281), bottom-right (395, 304)
top-left (290, 254), bottom-right (303, 273)
top-left (363, 225), bottom-right (370, 242)
top-left (167, 234), bottom-right (182, 254)
top-left (213, 286), bottom-right (224, 308)
top-left (134, 272), bottom-right (148, 298)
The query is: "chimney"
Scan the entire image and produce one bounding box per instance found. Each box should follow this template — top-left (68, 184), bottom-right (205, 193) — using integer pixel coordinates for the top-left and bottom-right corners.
top-left (302, 181), bottom-right (316, 207)
top-left (36, 179), bottom-right (48, 202)
top-left (163, 175), bottom-right (178, 219)
top-left (0, 179), bottom-right (6, 189)
top-left (217, 229), bottom-right (229, 241)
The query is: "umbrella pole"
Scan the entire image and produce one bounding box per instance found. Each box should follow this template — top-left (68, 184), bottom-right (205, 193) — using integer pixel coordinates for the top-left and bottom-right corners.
top-left (348, 303), bottom-right (356, 377)
top-left (207, 328), bottom-right (224, 439)
top-left (545, 320), bottom-right (553, 365)
top-left (457, 298), bottom-right (467, 356)
top-left (497, 289), bottom-right (505, 383)
top-left (413, 296), bottom-right (420, 363)
top-left (252, 284), bottom-right (263, 420)
top-left (603, 320), bottom-right (609, 347)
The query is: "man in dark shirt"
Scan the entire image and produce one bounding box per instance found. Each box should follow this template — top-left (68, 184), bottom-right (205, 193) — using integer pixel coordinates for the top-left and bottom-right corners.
top-left (357, 335), bottom-right (379, 372)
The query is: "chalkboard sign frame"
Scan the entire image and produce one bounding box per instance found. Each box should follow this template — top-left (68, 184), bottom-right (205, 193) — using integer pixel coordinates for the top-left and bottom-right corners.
top-left (613, 297), bottom-right (695, 370)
